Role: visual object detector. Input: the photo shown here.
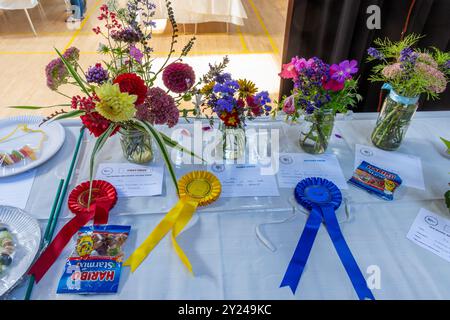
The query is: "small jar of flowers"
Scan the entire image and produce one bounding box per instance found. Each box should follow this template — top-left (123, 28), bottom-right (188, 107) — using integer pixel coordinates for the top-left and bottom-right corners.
top-left (279, 57), bottom-right (361, 154)
top-left (367, 34), bottom-right (450, 150)
top-left (190, 57), bottom-right (272, 160)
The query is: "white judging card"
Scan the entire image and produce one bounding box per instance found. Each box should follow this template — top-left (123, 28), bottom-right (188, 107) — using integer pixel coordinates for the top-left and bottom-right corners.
top-left (96, 163), bottom-right (164, 197)
top-left (209, 164), bottom-right (279, 198)
top-left (407, 208), bottom-right (450, 263)
top-left (0, 169), bottom-right (36, 209)
top-left (277, 153), bottom-right (348, 190)
top-left (354, 144), bottom-right (425, 190)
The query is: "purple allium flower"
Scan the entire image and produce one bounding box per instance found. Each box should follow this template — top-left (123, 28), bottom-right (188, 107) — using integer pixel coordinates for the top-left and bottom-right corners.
top-left (62, 46), bottom-right (80, 62)
top-left (85, 63), bottom-right (109, 84)
top-left (444, 60), bottom-right (450, 69)
top-left (129, 44), bottom-right (144, 64)
top-left (367, 47), bottom-right (384, 60)
top-left (45, 58), bottom-right (67, 90)
top-left (136, 87), bottom-right (179, 128)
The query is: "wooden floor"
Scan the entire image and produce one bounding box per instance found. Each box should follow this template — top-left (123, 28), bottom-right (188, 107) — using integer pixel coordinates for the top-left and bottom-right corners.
top-left (0, 0), bottom-right (288, 118)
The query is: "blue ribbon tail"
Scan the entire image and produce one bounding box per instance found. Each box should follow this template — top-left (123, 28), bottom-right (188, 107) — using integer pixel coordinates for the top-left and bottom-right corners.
top-left (280, 207), bottom-right (322, 294)
top-left (321, 205), bottom-right (375, 300)
top-left (381, 83), bottom-right (392, 91)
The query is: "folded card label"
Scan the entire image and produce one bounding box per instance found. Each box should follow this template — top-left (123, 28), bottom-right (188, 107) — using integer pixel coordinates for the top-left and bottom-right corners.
top-left (277, 153), bottom-right (348, 190)
top-left (96, 163), bottom-right (164, 197)
top-left (209, 164), bottom-right (280, 198)
top-left (407, 208), bottom-right (450, 263)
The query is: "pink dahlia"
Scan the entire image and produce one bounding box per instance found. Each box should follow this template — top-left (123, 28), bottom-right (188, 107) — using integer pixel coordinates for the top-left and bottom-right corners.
top-left (162, 62), bottom-right (196, 93)
top-left (136, 87), bottom-right (179, 127)
top-left (282, 95), bottom-right (296, 115)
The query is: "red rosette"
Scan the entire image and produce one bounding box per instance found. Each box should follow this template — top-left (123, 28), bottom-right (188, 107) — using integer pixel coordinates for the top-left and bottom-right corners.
top-left (68, 180), bottom-right (117, 216)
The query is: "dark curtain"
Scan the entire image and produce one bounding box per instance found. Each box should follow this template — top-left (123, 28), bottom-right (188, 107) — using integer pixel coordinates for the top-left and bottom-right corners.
top-left (281, 0), bottom-right (450, 112)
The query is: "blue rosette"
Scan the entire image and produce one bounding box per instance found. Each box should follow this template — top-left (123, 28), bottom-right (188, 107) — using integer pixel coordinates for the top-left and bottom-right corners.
top-left (281, 177), bottom-right (375, 300)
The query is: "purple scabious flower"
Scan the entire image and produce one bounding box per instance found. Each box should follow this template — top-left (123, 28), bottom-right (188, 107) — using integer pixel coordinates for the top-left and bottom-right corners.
top-left (367, 47), bottom-right (384, 60)
top-left (330, 60), bottom-right (358, 82)
top-left (86, 63), bottom-right (109, 84)
top-left (129, 44), bottom-right (144, 64)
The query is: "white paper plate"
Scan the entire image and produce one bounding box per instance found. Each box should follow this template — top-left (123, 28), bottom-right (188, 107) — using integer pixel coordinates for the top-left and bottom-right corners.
top-left (0, 115), bottom-right (65, 177)
top-left (0, 206), bottom-right (41, 297)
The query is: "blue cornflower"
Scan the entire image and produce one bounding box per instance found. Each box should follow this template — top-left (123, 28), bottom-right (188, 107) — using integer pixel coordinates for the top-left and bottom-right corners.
top-left (255, 91), bottom-right (271, 105)
top-left (367, 47), bottom-right (384, 60)
top-left (400, 47), bottom-right (418, 64)
top-left (215, 73), bottom-right (232, 84)
top-left (216, 97), bottom-right (235, 113)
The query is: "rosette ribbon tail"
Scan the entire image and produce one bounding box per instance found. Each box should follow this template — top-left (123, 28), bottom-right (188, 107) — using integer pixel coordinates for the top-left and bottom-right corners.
top-left (282, 178), bottom-right (375, 300)
top-left (28, 199), bottom-right (111, 283)
top-left (321, 205), bottom-right (375, 300)
top-left (124, 200), bottom-right (198, 273)
top-left (280, 206), bottom-right (322, 294)
top-left (124, 171), bottom-right (221, 274)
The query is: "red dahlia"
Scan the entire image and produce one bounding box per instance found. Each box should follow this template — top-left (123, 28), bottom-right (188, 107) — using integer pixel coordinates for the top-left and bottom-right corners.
top-left (162, 62), bottom-right (196, 93)
top-left (81, 112), bottom-right (120, 137)
top-left (113, 73), bottom-right (148, 105)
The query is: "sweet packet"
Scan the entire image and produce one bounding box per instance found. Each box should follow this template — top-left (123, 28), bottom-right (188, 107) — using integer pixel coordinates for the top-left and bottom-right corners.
top-left (348, 161), bottom-right (402, 201)
top-left (57, 225), bottom-right (130, 294)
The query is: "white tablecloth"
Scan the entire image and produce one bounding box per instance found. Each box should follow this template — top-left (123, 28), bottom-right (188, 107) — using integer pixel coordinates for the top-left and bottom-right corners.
top-left (4, 111), bottom-right (450, 300)
top-left (153, 0), bottom-right (247, 25)
top-left (0, 0), bottom-right (38, 10)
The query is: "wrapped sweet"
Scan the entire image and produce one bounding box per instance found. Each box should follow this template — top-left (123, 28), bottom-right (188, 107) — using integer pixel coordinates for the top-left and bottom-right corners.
top-left (0, 146), bottom-right (37, 167)
top-left (0, 224), bottom-right (15, 274)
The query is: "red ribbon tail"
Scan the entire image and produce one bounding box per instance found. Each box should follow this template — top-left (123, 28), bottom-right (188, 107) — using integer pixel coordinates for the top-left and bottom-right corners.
top-left (28, 213), bottom-right (93, 283)
top-left (93, 197), bottom-right (112, 225)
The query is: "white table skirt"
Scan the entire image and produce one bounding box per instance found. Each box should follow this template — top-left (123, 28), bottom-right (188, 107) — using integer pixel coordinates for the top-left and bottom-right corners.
top-left (152, 0), bottom-right (248, 25)
top-left (0, 0), bottom-right (38, 10)
top-left (4, 111), bottom-right (450, 300)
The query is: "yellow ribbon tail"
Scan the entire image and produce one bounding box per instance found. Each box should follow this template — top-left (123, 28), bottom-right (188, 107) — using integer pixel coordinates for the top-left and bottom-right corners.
top-left (124, 201), bottom-right (187, 272)
top-left (171, 201), bottom-right (199, 274)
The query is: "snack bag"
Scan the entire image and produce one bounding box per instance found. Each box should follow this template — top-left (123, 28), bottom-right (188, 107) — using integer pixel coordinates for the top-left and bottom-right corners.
top-left (348, 161), bottom-right (402, 201)
top-left (57, 225), bottom-right (130, 294)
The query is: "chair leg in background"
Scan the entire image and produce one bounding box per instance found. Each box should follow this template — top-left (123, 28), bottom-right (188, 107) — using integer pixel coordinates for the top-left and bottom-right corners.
top-left (37, 1), bottom-right (47, 20)
top-left (24, 9), bottom-right (37, 36)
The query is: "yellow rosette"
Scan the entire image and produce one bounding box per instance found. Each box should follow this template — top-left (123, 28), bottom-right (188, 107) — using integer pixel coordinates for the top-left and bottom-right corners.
top-left (124, 171), bottom-right (221, 273)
